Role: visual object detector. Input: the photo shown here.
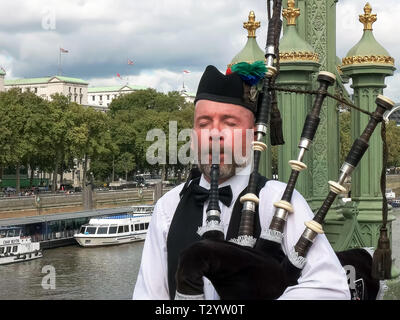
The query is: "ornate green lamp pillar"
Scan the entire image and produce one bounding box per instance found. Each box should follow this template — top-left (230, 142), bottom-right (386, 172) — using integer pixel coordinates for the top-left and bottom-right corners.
top-left (228, 11), bottom-right (272, 178)
top-left (341, 3), bottom-right (396, 248)
top-left (292, 0), bottom-right (341, 212)
top-left (277, 0), bottom-right (320, 200)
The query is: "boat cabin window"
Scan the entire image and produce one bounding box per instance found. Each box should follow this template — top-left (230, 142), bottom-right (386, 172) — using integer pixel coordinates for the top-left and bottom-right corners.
top-left (6, 247), bottom-right (11, 253)
top-left (0, 247), bottom-right (4, 254)
top-left (118, 226), bottom-right (124, 233)
top-left (12, 246), bottom-right (18, 253)
top-left (135, 223), bottom-right (146, 231)
top-left (130, 225), bottom-right (134, 232)
top-left (97, 227), bottom-right (108, 234)
top-left (80, 226), bottom-right (86, 234)
top-left (109, 226), bottom-right (117, 234)
top-left (145, 223), bottom-right (149, 229)
top-left (86, 227), bottom-right (97, 235)
top-left (123, 225), bottom-right (129, 233)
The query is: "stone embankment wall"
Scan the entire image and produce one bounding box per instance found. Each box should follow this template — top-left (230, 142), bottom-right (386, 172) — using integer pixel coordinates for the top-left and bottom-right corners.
top-left (0, 188), bottom-right (163, 219)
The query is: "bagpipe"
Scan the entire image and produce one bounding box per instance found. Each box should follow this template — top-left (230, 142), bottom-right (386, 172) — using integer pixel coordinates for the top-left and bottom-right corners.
top-left (174, 0), bottom-right (394, 300)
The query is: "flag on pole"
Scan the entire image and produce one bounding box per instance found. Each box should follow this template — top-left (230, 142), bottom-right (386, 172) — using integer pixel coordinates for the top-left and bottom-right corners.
top-left (127, 59), bottom-right (134, 65)
top-left (60, 48), bottom-right (69, 53)
top-left (117, 73), bottom-right (122, 79)
top-left (183, 70), bottom-right (190, 73)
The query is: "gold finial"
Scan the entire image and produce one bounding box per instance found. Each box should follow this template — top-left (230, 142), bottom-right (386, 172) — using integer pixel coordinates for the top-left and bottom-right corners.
top-left (282, 0), bottom-right (300, 26)
top-left (359, 3), bottom-right (377, 30)
top-left (243, 11), bottom-right (260, 38)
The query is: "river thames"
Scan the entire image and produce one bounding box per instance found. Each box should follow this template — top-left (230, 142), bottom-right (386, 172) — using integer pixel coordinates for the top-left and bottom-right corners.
top-left (1, 208), bottom-right (400, 300)
top-left (0, 241), bottom-right (144, 300)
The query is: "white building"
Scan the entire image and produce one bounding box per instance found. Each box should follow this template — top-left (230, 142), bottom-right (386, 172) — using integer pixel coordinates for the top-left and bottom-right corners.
top-left (88, 84), bottom-right (148, 111)
top-left (179, 87), bottom-right (196, 104)
top-left (0, 68), bottom-right (5, 91)
top-left (4, 75), bottom-right (89, 105)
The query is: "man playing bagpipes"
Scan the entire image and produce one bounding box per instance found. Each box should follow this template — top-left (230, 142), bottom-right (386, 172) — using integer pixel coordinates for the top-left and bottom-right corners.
top-left (133, 63), bottom-right (352, 300)
top-left (133, 0), bottom-right (393, 300)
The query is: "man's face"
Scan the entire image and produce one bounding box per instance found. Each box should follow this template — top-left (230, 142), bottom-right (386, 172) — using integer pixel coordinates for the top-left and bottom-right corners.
top-left (193, 100), bottom-right (255, 181)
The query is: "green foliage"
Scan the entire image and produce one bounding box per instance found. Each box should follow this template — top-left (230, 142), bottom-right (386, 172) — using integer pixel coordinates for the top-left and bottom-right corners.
top-left (339, 111), bottom-right (351, 165)
top-left (339, 111), bottom-right (399, 168)
top-left (0, 87), bottom-right (195, 185)
top-left (92, 89), bottom-right (194, 181)
top-left (386, 120), bottom-right (400, 167)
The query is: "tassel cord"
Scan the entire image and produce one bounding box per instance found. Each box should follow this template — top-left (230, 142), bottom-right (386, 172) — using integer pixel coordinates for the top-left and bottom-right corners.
top-left (380, 121), bottom-right (388, 229)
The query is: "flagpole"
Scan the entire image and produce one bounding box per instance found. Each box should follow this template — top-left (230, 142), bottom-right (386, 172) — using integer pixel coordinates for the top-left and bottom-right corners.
top-left (58, 48), bottom-right (61, 76)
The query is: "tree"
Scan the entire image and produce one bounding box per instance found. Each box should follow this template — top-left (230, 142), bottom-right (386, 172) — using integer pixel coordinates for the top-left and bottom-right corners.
top-left (0, 88), bottom-right (52, 192)
top-left (47, 94), bottom-right (75, 192)
top-left (66, 105), bottom-right (115, 186)
top-left (115, 152), bottom-right (136, 181)
top-left (386, 120), bottom-right (400, 168)
top-left (100, 89), bottom-right (194, 182)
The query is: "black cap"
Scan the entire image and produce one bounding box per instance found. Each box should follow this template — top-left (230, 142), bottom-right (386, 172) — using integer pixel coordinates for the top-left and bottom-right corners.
top-left (194, 65), bottom-right (258, 114)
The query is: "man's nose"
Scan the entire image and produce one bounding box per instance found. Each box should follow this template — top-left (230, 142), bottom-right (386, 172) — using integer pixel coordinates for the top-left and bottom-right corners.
top-left (208, 127), bottom-right (223, 142)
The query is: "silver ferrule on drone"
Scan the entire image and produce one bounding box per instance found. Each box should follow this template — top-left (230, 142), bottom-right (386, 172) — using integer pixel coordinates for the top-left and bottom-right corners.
top-left (265, 45), bottom-right (275, 67)
top-left (274, 207), bottom-right (289, 221)
top-left (242, 201), bottom-right (256, 213)
top-left (301, 227), bottom-right (319, 242)
top-left (337, 162), bottom-right (355, 185)
top-left (255, 123), bottom-right (268, 137)
top-left (206, 209), bottom-right (222, 219)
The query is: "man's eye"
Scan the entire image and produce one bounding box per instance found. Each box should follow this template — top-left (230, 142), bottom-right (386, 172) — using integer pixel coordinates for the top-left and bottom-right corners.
top-left (226, 122), bottom-right (237, 127)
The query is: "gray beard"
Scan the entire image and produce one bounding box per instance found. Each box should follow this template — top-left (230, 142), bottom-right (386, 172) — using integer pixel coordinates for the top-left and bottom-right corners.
top-left (199, 163), bottom-right (235, 181)
top-left (199, 162), bottom-right (248, 182)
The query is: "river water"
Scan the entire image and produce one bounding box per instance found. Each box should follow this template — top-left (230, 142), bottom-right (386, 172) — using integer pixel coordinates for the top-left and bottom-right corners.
top-left (1, 208), bottom-right (399, 300)
top-left (0, 241), bottom-right (144, 300)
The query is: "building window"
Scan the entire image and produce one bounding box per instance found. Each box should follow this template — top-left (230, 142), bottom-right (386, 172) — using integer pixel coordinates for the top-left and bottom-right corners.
top-left (107, 95), bottom-right (110, 100)
top-left (34, 87), bottom-right (38, 93)
top-left (99, 95), bottom-right (103, 101)
top-left (92, 96), bottom-right (95, 101)
top-left (80, 88), bottom-right (82, 93)
top-left (74, 88), bottom-right (76, 93)
top-left (69, 87), bottom-right (71, 92)
top-left (80, 96), bottom-right (82, 104)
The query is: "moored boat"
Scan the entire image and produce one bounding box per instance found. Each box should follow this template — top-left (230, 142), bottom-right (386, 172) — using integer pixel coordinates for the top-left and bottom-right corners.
top-left (74, 213), bottom-right (152, 247)
top-left (0, 227), bottom-right (43, 265)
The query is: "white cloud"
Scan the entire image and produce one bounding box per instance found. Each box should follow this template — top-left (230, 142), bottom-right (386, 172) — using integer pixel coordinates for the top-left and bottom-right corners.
top-left (0, 0), bottom-right (398, 101)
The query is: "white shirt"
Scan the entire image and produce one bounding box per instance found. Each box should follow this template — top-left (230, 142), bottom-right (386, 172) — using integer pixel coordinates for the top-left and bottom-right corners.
top-left (133, 166), bottom-right (351, 300)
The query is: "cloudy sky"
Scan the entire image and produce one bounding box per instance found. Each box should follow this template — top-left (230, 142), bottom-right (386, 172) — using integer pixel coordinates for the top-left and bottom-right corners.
top-left (0, 0), bottom-right (398, 101)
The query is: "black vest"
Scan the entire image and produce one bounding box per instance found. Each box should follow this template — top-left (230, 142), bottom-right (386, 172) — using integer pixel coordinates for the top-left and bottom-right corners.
top-left (166, 173), bottom-right (268, 300)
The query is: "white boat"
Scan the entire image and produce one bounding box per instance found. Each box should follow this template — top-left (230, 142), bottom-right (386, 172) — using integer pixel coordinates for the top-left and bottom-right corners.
top-left (0, 227), bottom-right (43, 265)
top-left (74, 213), bottom-right (152, 247)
